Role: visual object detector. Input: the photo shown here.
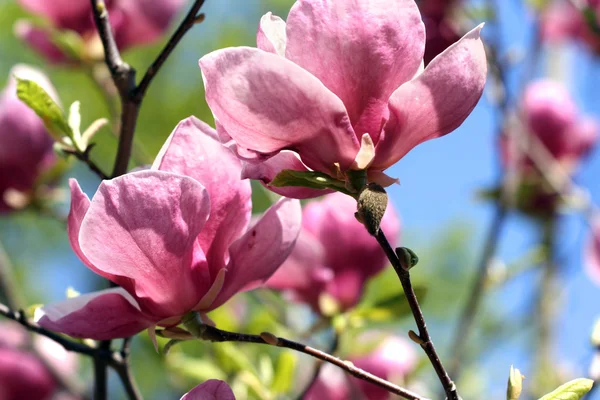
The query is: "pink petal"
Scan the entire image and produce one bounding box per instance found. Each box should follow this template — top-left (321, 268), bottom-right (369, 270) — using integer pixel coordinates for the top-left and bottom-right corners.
top-left (17, 0), bottom-right (90, 28)
top-left (285, 0), bottom-right (425, 141)
top-left (199, 47), bottom-right (360, 174)
top-left (372, 24), bottom-right (487, 170)
top-left (586, 220), bottom-right (600, 286)
top-left (181, 379), bottom-right (236, 400)
top-left (153, 117), bottom-right (252, 276)
top-left (35, 288), bottom-right (154, 340)
top-left (241, 151), bottom-right (335, 199)
top-left (78, 171), bottom-right (211, 318)
top-left (210, 197), bottom-right (302, 310)
top-left (257, 12), bottom-right (287, 56)
top-left (14, 21), bottom-right (69, 64)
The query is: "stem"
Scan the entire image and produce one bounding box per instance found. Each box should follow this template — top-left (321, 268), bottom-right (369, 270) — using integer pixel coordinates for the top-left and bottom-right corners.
top-left (112, 338), bottom-right (142, 400)
top-left (448, 204), bottom-right (508, 379)
top-left (188, 321), bottom-right (429, 400)
top-left (295, 332), bottom-right (339, 400)
top-left (93, 341), bottom-right (111, 400)
top-left (375, 229), bottom-right (458, 400)
top-left (65, 148), bottom-right (109, 180)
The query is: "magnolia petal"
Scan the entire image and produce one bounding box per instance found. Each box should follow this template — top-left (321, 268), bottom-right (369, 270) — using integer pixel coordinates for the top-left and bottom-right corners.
top-left (181, 379), bottom-right (236, 400)
top-left (257, 12), bottom-right (287, 56)
top-left (194, 268), bottom-right (227, 311)
top-left (368, 170), bottom-right (400, 187)
top-left (14, 21), bottom-right (69, 64)
top-left (210, 198), bottom-right (302, 309)
top-left (373, 24), bottom-right (487, 170)
top-left (35, 288), bottom-right (153, 340)
top-left (199, 47), bottom-right (360, 174)
top-left (241, 151), bottom-right (335, 199)
top-left (147, 326), bottom-right (159, 352)
top-left (286, 0), bottom-right (425, 140)
top-left (78, 171), bottom-right (211, 318)
top-left (153, 117), bottom-right (252, 275)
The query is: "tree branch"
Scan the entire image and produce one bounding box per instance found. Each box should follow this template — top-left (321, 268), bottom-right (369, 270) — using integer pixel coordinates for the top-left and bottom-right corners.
top-left (375, 229), bottom-right (458, 400)
top-left (187, 322), bottom-right (429, 400)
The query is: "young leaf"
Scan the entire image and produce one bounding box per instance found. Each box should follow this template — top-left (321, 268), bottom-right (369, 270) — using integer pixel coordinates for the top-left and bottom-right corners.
top-left (16, 78), bottom-right (72, 141)
top-left (538, 378), bottom-right (594, 400)
top-left (507, 365), bottom-right (524, 400)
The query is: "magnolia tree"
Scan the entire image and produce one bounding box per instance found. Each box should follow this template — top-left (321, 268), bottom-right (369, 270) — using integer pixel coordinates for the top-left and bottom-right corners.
top-left (0, 0), bottom-right (599, 399)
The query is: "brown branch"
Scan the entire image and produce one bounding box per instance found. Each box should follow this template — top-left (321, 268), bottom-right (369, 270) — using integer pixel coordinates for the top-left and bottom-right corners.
top-left (64, 147), bottom-right (109, 180)
top-left (189, 322), bottom-right (429, 400)
top-left (375, 229), bottom-right (458, 400)
top-left (134, 0), bottom-right (206, 102)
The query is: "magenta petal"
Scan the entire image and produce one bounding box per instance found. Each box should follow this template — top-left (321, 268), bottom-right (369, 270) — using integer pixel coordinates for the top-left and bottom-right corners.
top-left (285, 0), bottom-right (425, 140)
top-left (257, 12), bottom-right (287, 56)
top-left (181, 379), bottom-right (236, 400)
top-left (153, 117), bottom-right (252, 275)
top-left (373, 24), bottom-right (487, 170)
top-left (199, 47), bottom-right (360, 173)
top-left (241, 151), bottom-right (334, 199)
top-left (14, 21), bottom-right (69, 64)
top-left (35, 288), bottom-right (153, 340)
top-left (78, 170), bottom-right (211, 318)
top-left (210, 197), bottom-right (302, 310)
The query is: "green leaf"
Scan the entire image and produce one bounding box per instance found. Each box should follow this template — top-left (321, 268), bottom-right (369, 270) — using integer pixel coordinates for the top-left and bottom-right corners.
top-left (271, 169), bottom-right (350, 195)
top-left (16, 78), bottom-right (72, 142)
top-left (271, 351), bottom-right (297, 394)
top-left (538, 378), bottom-right (594, 400)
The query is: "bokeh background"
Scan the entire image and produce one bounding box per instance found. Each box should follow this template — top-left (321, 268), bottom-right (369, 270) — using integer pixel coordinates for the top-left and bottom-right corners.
top-left (1, 0), bottom-right (599, 398)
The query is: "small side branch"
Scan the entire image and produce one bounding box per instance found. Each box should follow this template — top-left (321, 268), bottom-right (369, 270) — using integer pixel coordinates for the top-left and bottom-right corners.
top-left (375, 229), bottom-right (458, 400)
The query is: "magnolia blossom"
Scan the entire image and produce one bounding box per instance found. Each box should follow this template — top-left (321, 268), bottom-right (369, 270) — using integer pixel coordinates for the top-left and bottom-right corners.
top-left (16, 0), bottom-right (186, 63)
top-left (35, 117), bottom-right (301, 340)
top-left (418, 0), bottom-right (462, 64)
top-left (0, 65), bottom-right (56, 212)
top-left (500, 80), bottom-right (597, 214)
top-left (541, 1), bottom-right (600, 54)
top-left (305, 335), bottom-right (417, 400)
top-left (267, 192), bottom-right (400, 313)
top-left (0, 321), bottom-right (79, 400)
top-left (199, 0), bottom-right (487, 199)
top-left (181, 380), bottom-right (236, 400)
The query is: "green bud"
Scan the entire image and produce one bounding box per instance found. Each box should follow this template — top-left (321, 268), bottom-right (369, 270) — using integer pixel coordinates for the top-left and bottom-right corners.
top-left (356, 183), bottom-right (387, 236)
top-left (395, 247), bottom-right (419, 271)
top-left (507, 365), bottom-right (524, 400)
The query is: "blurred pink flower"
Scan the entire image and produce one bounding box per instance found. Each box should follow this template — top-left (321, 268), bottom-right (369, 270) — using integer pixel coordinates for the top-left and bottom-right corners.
top-left (199, 0), bottom-right (487, 199)
top-left (36, 117), bottom-right (302, 340)
top-left (16, 0), bottom-right (186, 63)
top-left (418, 0), bottom-right (462, 64)
top-left (181, 379), bottom-right (236, 400)
top-left (0, 65), bottom-right (56, 212)
top-left (267, 192), bottom-right (400, 314)
top-left (585, 219), bottom-right (600, 286)
top-left (305, 335), bottom-right (417, 400)
top-left (0, 321), bottom-right (79, 400)
top-left (541, 1), bottom-right (600, 53)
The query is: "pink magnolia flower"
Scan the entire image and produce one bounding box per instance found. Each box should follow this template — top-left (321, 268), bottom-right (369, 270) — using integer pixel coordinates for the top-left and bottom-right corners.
top-left (35, 116), bottom-right (301, 340)
top-left (305, 335), bottom-right (417, 400)
top-left (267, 192), bottom-right (400, 313)
top-left (181, 379), bottom-right (236, 400)
top-left (16, 0), bottom-right (186, 63)
top-left (199, 0), bottom-right (487, 199)
top-left (418, 0), bottom-right (462, 64)
top-left (0, 64), bottom-right (56, 212)
top-left (0, 321), bottom-right (79, 400)
top-left (500, 80), bottom-right (597, 215)
top-left (541, 1), bottom-right (600, 54)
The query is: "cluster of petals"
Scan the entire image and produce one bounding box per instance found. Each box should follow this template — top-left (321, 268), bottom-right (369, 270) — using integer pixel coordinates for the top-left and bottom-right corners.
top-left (199, 0), bottom-right (487, 199)
top-left (0, 64), bottom-right (56, 212)
top-left (541, 0), bottom-right (600, 54)
top-left (418, 0), bottom-right (463, 64)
top-left (16, 0), bottom-right (186, 63)
top-left (35, 116), bottom-right (301, 340)
top-left (181, 379), bottom-right (236, 400)
top-left (267, 192), bottom-right (400, 313)
top-left (305, 335), bottom-right (417, 400)
top-left (0, 321), bottom-right (79, 400)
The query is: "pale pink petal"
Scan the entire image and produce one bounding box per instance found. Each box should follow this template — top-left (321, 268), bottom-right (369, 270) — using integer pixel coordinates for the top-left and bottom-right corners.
top-left (209, 198), bottom-right (302, 309)
top-left (199, 47), bottom-right (360, 174)
top-left (285, 0), bottom-right (425, 141)
top-left (153, 117), bottom-right (252, 275)
top-left (181, 379), bottom-right (236, 400)
top-left (35, 288), bottom-right (154, 340)
top-left (373, 24), bottom-right (487, 170)
top-left (257, 12), bottom-right (287, 56)
top-left (78, 171), bottom-right (211, 318)
top-left (241, 151), bottom-right (334, 199)
top-left (17, 0), bottom-right (90, 27)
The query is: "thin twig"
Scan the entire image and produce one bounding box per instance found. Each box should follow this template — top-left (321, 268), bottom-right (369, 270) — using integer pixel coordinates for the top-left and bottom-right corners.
top-left (375, 229), bottom-right (458, 400)
top-left (93, 341), bottom-right (111, 400)
top-left (65, 148), bottom-right (109, 180)
top-left (113, 338), bottom-right (142, 400)
top-left (447, 204), bottom-right (508, 379)
top-left (190, 322), bottom-right (428, 400)
top-left (295, 332), bottom-right (339, 399)
top-left (134, 0), bottom-right (206, 102)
